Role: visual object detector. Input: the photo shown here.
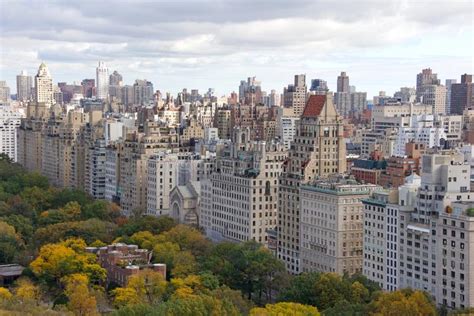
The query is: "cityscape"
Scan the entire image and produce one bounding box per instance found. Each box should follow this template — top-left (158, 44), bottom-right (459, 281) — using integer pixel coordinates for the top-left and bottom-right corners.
top-left (0, 0), bottom-right (473, 315)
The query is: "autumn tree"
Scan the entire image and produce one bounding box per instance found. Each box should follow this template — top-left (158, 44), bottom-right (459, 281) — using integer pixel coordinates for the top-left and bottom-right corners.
top-left (63, 273), bottom-right (99, 316)
top-left (250, 302), bottom-right (320, 316)
top-left (369, 289), bottom-right (436, 316)
top-left (112, 269), bottom-right (167, 307)
top-left (0, 220), bottom-right (23, 264)
top-left (13, 277), bottom-right (42, 303)
top-left (30, 238), bottom-right (106, 286)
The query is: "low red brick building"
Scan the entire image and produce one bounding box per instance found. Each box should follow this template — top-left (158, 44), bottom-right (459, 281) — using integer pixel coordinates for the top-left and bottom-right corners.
top-left (86, 243), bottom-right (166, 286)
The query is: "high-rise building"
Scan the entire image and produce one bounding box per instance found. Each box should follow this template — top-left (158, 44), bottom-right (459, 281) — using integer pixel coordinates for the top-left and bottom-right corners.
top-left (201, 127), bottom-right (286, 246)
top-left (0, 81), bottom-right (10, 104)
top-left (133, 79), bottom-right (154, 105)
top-left (96, 61), bottom-right (109, 100)
top-left (81, 79), bottom-right (95, 98)
top-left (109, 70), bottom-right (123, 86)
top-left (278, 94), bottom-right (346, 273)
top-left (0, 107), bottom-right (22, 161)
top-left (239, 77), bottom-right (262, 105)
top-left (283, 74), bottom-right (307, 116)
top-left (16, 70), bottom-right (33, 102)
top-left (451, 74), bottom-right (473, 115)
top-left (300, 178), bottom-right (380, 275)
top-left (34, 63), bottom-right (54, 106)
top-left (309, 79), bottom-right (328, 94)
top-left (416, 68), bottom-right (446, 114)
top-left (394, 87), bottom-right (416, 103)
top-left (337, 71), bottom-right (350, 93)
top-left (416, 68), bottom-right (440, 99)
top-left (445, 79), bottom-right (457, 114)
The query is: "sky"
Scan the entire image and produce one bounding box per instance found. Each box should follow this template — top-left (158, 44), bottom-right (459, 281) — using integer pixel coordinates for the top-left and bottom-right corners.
top-left (0, 0), bottom-right (473, 98)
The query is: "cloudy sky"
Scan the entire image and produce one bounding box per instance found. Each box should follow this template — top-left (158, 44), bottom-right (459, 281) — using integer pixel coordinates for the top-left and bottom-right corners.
top-left (0, 0), bottom-right (473, 98)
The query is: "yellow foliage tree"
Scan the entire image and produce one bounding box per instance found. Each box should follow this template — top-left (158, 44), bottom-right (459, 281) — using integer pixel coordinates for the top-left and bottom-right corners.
top-left (250, 302), bottom-right (320, 316)
top-left (30, 238), bottom-right (106, 285)
top-left (0, 287), bottom-right (12, 302)
top-left (370, 289), bottom-right (436, 316)
top-left (63, 273), bottom-right (99, 316)
top-left (112, 269), bottom-right (167, 307)
top-left (130, 231), bottom-right (157, 250)
top-left (14, 277), bottom-right (41, 303)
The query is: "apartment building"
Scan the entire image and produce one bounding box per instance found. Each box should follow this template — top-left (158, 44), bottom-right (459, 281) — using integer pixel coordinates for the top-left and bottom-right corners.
top-left (300, 178), bottom-right (380, 275)
top-left (278, 93), bottom-right (346, 273)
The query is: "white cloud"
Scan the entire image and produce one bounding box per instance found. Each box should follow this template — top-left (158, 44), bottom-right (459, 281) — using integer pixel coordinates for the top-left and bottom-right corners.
top-left (0, 0), bottom-right (472, 96)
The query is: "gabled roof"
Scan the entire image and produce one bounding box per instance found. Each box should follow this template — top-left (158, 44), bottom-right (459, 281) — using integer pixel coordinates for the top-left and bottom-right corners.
top-left (302, 95), bottom-right (326, 118)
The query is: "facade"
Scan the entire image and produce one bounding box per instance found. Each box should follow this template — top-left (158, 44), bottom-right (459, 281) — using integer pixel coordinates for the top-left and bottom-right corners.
top-left (169, 181), bottom-right (200, 226)
top-left (0, 107), bottom-right (22, 161)
top-left (201, 127), bottom-right (286, 246)
top-left (300, 178), bottom-right (380, 275)
top-left (278, 94), bottom-right (346, 273)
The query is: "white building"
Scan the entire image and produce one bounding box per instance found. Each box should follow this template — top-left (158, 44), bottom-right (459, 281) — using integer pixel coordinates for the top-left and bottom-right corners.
top-left (88, 139), bottom-right (107, 199)
top-left (0, 106), bottom-right (22, 161)
top-left (201, 127), bottom-right (286, 246)
top-left (276, 107), bottom-right (298, 150)
top-left (394, 114), bottom-right (447, 157)
top-left (34, 62), bottom-right (54, 106)
top-left (96, 61), bottom-right (109, 100)
top-left (105, 145), bottom-right (121, 203)
top-left (300, 178), bottom-right (380, 275)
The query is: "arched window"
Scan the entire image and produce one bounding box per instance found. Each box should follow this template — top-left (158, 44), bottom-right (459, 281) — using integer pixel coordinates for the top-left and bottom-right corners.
top-left (265, 181), bottom-right (271, 196)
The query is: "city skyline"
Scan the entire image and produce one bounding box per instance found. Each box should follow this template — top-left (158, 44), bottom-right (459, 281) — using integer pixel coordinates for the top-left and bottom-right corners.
top-left (1, 0), bottom-right (472, 97)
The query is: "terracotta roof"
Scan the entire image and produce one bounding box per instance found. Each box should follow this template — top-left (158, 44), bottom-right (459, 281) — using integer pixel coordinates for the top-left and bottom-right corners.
top-left (302, 95), bottom-right (326, 118)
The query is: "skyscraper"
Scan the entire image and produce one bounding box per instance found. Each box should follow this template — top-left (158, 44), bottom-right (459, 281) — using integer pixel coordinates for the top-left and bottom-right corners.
top-left (451, 74), bottom-right (473, 115)
top-left (0, 81), bottom-right (10, 104)
top-left (416, 68), bottom-right (446, 114)
top-left (445, 79), bottom-right (457, 114)
top-left (278, 94), bottom-right (346, 273)
top-left (334, 72), bottom-right (351, 116)
top-left (16, 70), bottom-right (33, 102)
top-left (309, 79), bottom-right (328, 94)
top-left (109, 70), bottom-right (123, 86)
top-left (283, 74), bottom-right (307, 116)
top-left (337, 71), bottom-right (350, 93)
top-left (96, 61), bottom-right (109, 100)
top-left (34, 62), bottom-right (54, 106)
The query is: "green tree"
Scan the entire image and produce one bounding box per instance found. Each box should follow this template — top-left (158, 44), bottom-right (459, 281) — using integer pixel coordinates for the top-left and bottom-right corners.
top-left (0, 220), bottom-right (23, 264)
top-left (115, 216), bottom-right (176, 237)
top-left (203, 240), bottom-right (286, 304)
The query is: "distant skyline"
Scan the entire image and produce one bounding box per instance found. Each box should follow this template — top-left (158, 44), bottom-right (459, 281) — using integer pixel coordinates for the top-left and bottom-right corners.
top-left (0, 0), bottom-right (472, 98)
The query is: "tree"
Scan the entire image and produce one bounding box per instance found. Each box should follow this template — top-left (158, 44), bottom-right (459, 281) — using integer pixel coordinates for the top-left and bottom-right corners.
top-left (250, 302), bottom-right (320, 316)
top-left (34, 218), bottom-right (117, 246)
top-left (0, 287), bottom-right (12, 301)
top-left (0, 220), bottom-right (23, 264)
top-left (115, 216), bottom-right (176, 237)
top-left (112, 270), bottom-right (167, 307)
top-left (278, 272), bottom-right (321, 306)
top-left (203, 240), bottom-right (286, 304)
top-left (369, 289), bottom-right (436, 316)
top-left (156, 224), bottom-right (210, 257)
top-left (30, 238), bottom-right (106, 285)
top-left (14, 277), bottom-right (42, 303)
top-left (129, 231), bottom-right (157, 250)
top-left (63, 273), bottom-right (99, 316)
